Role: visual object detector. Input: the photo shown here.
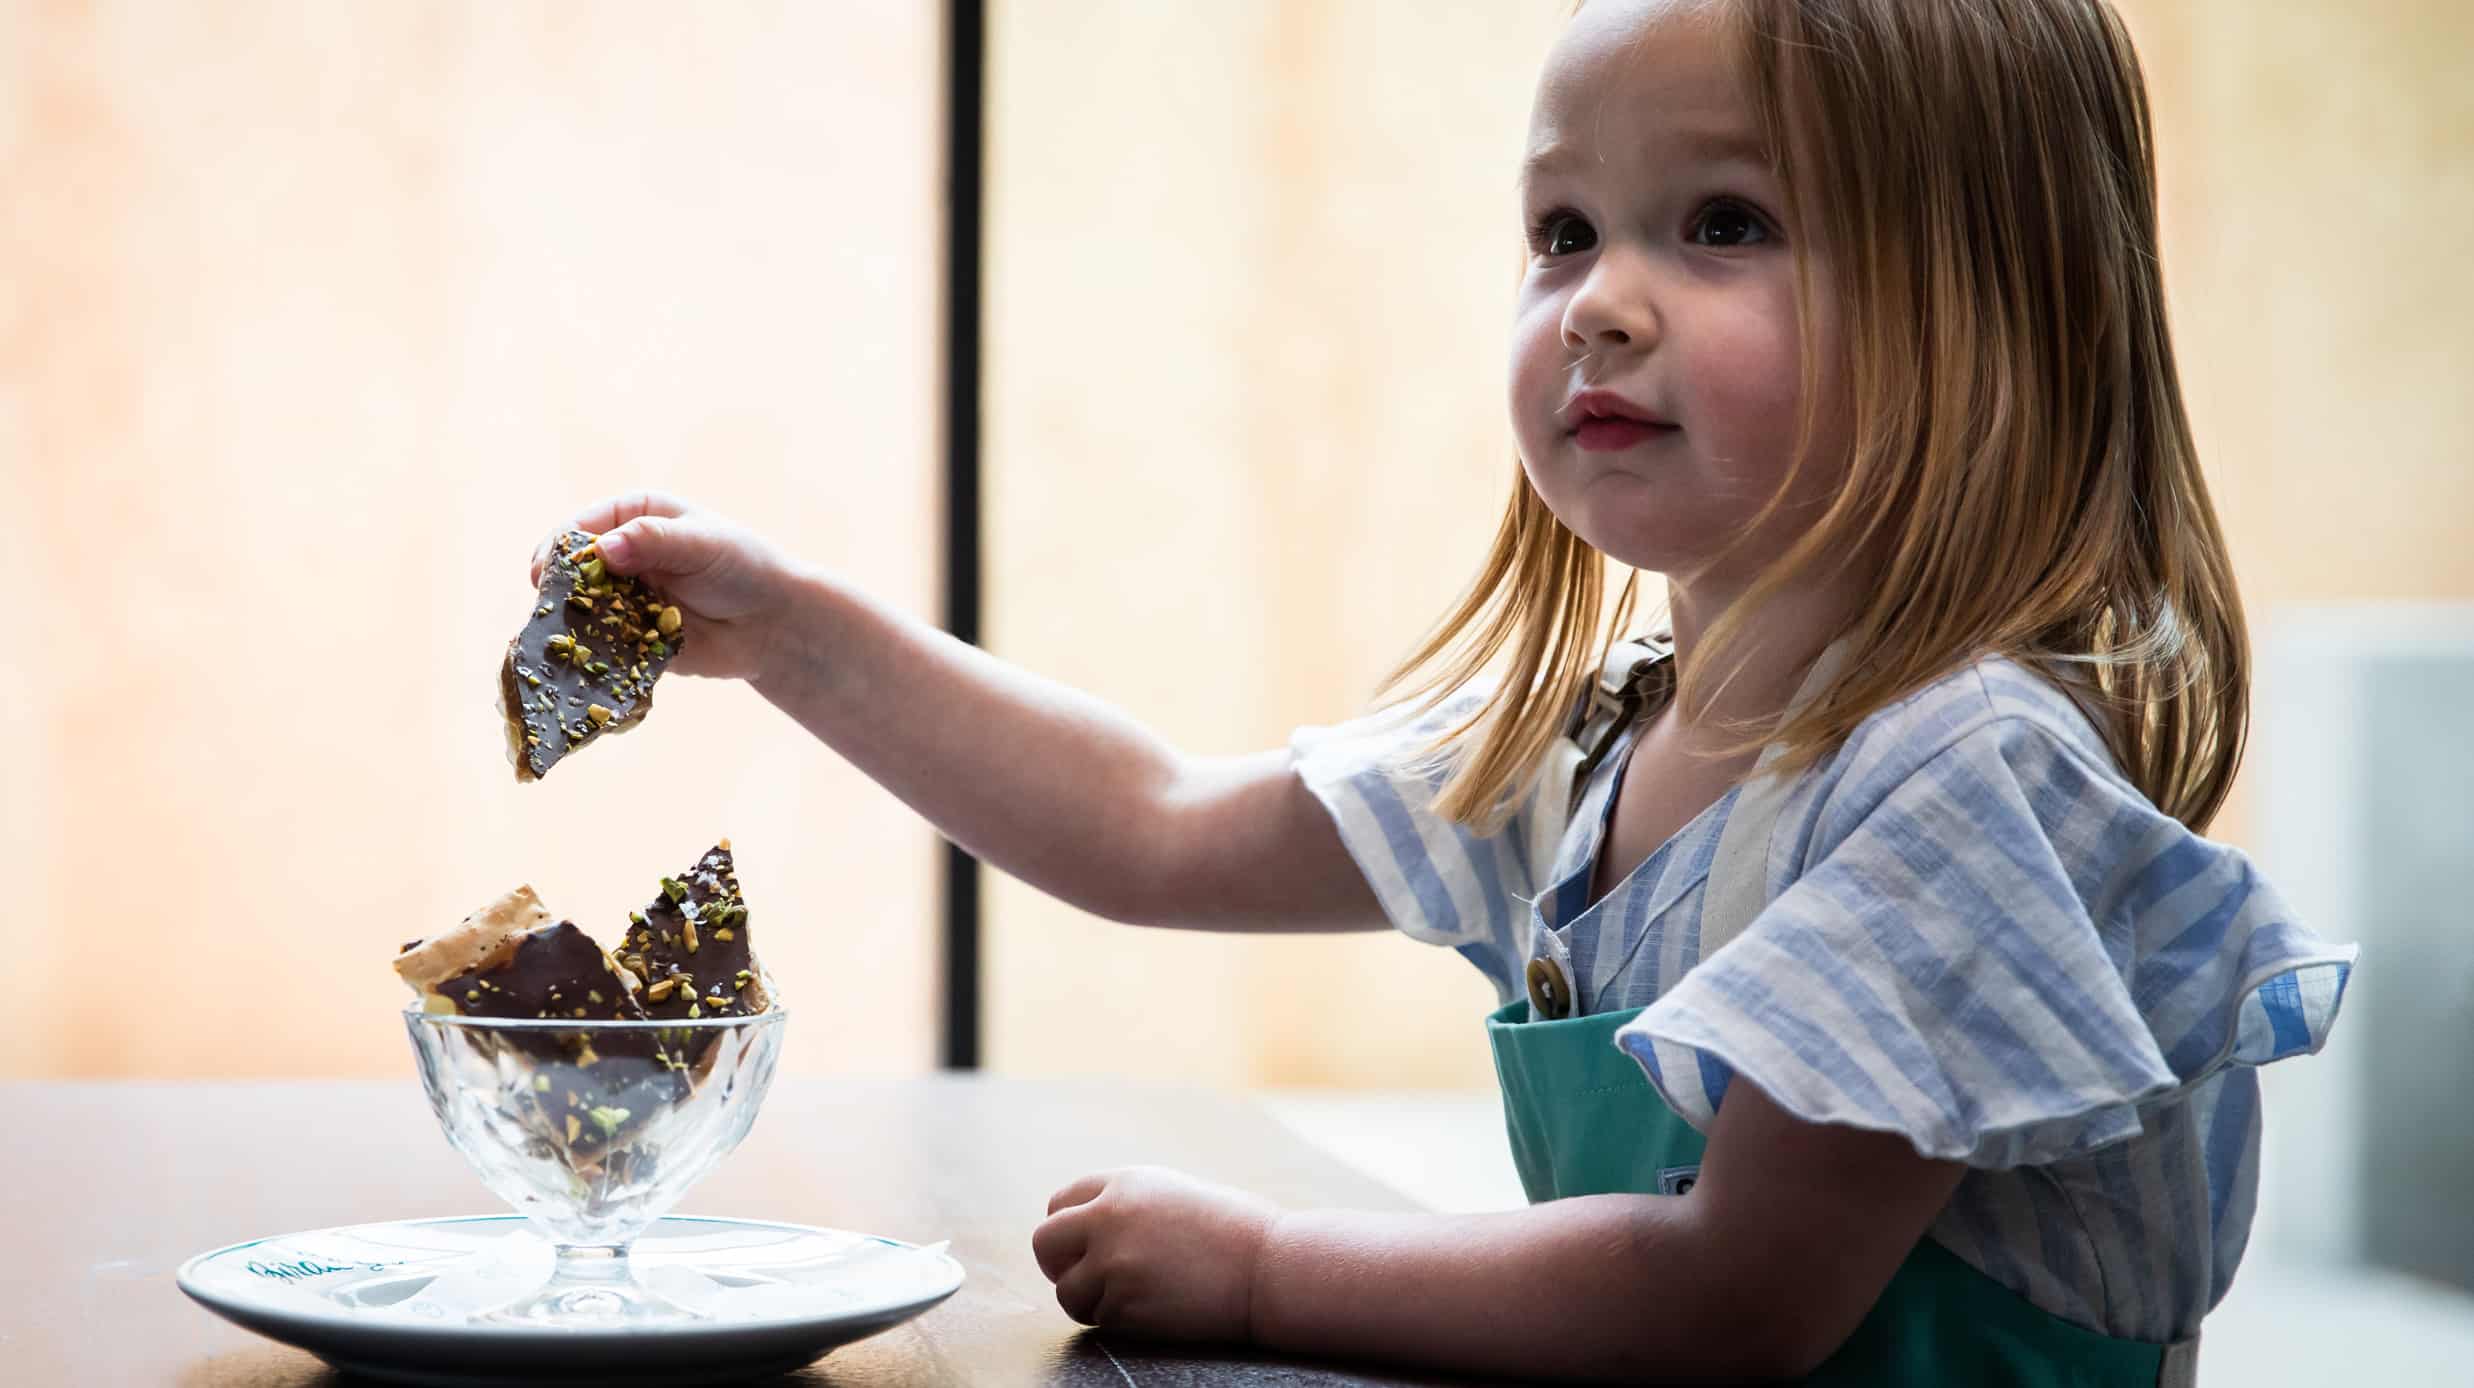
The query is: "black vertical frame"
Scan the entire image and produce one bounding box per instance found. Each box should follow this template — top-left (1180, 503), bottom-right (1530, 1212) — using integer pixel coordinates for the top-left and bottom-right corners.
top-left (940, 0), bottom-right (986, 1070)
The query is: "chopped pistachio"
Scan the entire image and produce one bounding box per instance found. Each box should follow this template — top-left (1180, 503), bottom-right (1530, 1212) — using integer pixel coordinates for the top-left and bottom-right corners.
top-left (661, 877), bottom-right (687, 904)
top-left (687, 1003), bottom-right (702, 1018)
top-left (656, 606), bottom-right (683, 636)
top-left (645, 977), bottom-right (678, 1002)
top-left (714, 927), bottom-right (734, 942)
top-left (564, 1115), bottom-right (581, 1143)
top-left (587, 1106), bottom-right (630, 1137)
top-left (681, 917), bottom-right (699, 953)
top-left (580, 558), bottom-right (607, 586)
top-left (533, 1074), bottom-right (551, 1092)
top-left (629, 910), bottom-right (647, 926)
top-left (586, 703), bottom-right (614, 727)
top-left (588, 989), bottom-right (604, 1005)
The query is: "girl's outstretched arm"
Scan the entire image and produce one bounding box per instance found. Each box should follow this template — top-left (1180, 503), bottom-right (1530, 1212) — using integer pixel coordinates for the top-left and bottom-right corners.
top-left (1035, 1079), bottom-right (1964, 1383)
top-left (546, 492), bottom-right (1383, 935)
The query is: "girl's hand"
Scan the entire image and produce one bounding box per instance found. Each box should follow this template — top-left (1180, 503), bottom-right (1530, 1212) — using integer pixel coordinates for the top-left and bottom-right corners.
top-left (529, 491), bottom-right (802, 686)
top-left (1031, 1166), bottom-right (1280, 1342)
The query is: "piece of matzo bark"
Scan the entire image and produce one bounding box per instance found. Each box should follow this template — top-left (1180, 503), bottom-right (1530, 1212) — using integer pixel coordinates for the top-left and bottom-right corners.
top-left (617, 841), bottom-right (770, 1023)
top-left (501, 529), bottom-right (688, 781)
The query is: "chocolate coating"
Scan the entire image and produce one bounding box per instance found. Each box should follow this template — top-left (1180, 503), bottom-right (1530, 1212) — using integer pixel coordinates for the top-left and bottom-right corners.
top-left (429, 921), bottom-right (683, 1160)
top-left (502, 529), bottom-right (687, 781)
top-left (619, 844), bottom-right (764, 1024)
top-left (435, 922), bottom-right (645, 1022)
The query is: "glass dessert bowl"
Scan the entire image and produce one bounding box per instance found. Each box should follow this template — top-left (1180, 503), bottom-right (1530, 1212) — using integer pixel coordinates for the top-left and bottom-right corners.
top-left (404, 1005), bottom-right (787, 1324)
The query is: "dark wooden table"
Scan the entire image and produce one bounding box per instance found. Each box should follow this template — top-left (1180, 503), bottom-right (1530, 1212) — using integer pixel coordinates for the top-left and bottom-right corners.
top-left (3, 1077), bottom-right (1501, 1386)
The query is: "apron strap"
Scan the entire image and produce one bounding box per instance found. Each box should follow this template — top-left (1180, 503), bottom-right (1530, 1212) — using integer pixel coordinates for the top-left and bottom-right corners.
top-left (1525, 633), bottom-right (1850, 978)
top-left (2156, 1334), bottom-right (2199, 1388)
top-left (1697, 639), bottom-right (1853, 959)
top-left (1570, 633), bottom-right (1677, 787)
top-left (1522, 633), bottom-right (1676, 881)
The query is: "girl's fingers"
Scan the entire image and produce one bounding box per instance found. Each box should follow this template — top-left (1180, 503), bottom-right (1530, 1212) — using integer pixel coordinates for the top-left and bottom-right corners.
top-left (1047, 1173), bottom-right (1109, 1215)
top-left (1030, 1209), bottom-right (1088, 1282)
top-left (595, 514), bottom-right (727, 579)
top-left (1051, 1262), bottom-right (1106, 1325)
top-left (570, 488), bottom-right (689, 539)
top-left (529, 491), bottom-right (690, 583)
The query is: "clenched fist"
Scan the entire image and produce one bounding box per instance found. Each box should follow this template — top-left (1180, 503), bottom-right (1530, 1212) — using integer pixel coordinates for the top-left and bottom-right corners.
top-left (1031, 1166), bottom-right (1283, 1343)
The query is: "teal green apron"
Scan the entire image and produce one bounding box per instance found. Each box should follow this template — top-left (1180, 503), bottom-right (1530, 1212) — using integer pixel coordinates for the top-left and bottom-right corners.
top-left (1494, 635), bottom-right (2193, 1384)
top-left (1488, 1000), bottom-right (2185, 1384)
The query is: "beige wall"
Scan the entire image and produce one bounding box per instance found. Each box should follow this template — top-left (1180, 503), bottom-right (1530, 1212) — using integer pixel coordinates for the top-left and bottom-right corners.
top-left (983, 1), bottom-right (2474, 1088)
top-left (2122, 0), bottom-right (2474, 842)
top-left (2127, 0), bottom-right (2474, 603)
top-left (1, 2), bottom-right (945, 1078)
top-left (983, 1), bottom-right (1566, 1089)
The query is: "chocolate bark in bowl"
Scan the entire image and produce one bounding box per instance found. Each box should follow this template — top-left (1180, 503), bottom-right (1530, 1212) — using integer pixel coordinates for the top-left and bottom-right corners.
top-left (394, 847), bottom-right (779, 1230)
top-left (403, 1004), bottom-right (785, 1319)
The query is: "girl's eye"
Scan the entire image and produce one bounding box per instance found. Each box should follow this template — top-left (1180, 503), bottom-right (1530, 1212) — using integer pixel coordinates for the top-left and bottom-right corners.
top-left (1527, 209), bottom-right (1597, 258)
top-left (1688, 199), bottom-right (1771, 248)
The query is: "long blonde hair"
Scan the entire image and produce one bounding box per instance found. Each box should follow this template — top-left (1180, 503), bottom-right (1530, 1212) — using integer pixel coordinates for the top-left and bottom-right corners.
top-left (1380, 0), bottom-right (2248, 835)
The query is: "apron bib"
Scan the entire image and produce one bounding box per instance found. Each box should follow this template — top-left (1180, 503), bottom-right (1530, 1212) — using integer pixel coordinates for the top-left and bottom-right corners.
top-left (1488, 1001), bottom-right (2184, 1386)
top-left (1485, 637), bottom-right (2197, 1385)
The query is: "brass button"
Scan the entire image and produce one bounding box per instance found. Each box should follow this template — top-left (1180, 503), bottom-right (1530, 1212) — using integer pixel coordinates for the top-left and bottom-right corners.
top-left (1525, 957), bottom-right (1572, 1020)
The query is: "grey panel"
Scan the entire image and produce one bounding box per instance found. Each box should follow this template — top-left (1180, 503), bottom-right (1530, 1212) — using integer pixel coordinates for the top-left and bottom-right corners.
top-left (2356, 655), bottom-right (2474, 1292)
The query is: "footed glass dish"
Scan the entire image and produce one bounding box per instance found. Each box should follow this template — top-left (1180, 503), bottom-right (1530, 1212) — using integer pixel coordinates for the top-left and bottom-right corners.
top-left (403, 1006), bottom-right (787, 1325)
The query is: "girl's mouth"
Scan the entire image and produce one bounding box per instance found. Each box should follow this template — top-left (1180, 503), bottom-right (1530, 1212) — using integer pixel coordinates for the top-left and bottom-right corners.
top-left (1573, 417), bottom-right (1680, 452)
top-left (1561, 389), bottom-right (1679, 451)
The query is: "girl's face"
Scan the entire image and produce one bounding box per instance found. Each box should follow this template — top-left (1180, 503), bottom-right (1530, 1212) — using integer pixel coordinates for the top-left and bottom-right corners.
top-left (1509, 0), bottom-right (1841, 589)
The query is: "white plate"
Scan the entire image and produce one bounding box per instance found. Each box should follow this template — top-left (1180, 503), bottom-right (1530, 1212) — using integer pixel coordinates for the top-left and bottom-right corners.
top-left (177, 1215), bottom-right (965, 1386)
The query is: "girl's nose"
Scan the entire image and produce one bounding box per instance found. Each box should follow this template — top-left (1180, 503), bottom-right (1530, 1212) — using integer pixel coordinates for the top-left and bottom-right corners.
top-left (1561, 254), bottom-right (1659, 356)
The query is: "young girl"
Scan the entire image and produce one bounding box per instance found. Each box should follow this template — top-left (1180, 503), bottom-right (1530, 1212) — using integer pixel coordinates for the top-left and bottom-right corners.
top-left (536, 0), bottom-right (2352, 1379)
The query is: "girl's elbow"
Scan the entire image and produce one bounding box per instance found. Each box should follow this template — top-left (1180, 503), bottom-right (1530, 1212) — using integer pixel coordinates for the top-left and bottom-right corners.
top-left (1724, 1293), bottom-right (1868, 1381)
top-left (1764, 1323), bottom-right (1857, 1382)
top-left (1593, 1334), bottom-right (1826, 1385)
top-left (1623, 1315), bottom-right (1849, 1384)
top-left (1626, 1267), bottom-right (1867, 1382)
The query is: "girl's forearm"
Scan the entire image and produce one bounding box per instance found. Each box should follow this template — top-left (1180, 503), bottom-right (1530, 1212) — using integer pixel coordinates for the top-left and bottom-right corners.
top-left (748, 567), bottom-right (1194, 924)
top-left (1251, 1197), bottom-right (1778, 1384)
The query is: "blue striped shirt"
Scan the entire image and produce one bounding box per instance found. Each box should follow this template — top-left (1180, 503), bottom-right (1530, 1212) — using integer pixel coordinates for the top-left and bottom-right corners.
top-left (1292, 654), bottom-right (2354, 1341)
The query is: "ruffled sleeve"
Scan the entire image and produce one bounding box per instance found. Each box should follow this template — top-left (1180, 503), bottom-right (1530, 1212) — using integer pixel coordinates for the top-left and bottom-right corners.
top-left (1290, 685), bottom-right (1546, 1002)
top-left (1613, 712), bottom-right (2355, 1169)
